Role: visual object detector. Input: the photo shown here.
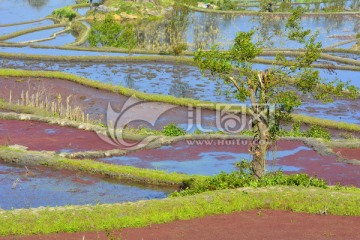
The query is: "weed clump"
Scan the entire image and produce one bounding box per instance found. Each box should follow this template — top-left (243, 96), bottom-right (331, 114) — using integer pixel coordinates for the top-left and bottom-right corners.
top-left (173, 160), bottom-right (328, 196)
top-left (162, 124), bottom-right (186, 136)
top-left (52, 7), bottom-right (77, 21)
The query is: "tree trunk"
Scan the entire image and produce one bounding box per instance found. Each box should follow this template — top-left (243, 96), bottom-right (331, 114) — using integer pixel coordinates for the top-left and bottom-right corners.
top-left (251, 121), bottom-right (269, 179)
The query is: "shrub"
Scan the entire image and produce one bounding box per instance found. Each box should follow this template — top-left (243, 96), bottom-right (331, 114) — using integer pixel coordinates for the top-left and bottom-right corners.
top-left (305, 125), bottom-right (331, 140)
top-left (52, 7), bottom-right (77, 21)
top-left (219, 0), bottom-right (236, 10)
top-left (162, 124), bottom-right (186, 136)
top-left (88, 15), bottom-right (137, 51)
top-left (172, 160), bottom-right (328, 196)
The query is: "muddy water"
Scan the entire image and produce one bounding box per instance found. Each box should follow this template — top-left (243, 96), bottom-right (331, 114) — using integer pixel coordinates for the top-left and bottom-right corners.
top-left (100, 140), bottom-right (360, 186)
top-left (0, 77), bottom-right (220, 131)
top-left (0, 119), bottom-right (136, 152)
top-left (0, 59), bottom-right (359, 124)
top-left (0, 163), bottom-right (170, 210)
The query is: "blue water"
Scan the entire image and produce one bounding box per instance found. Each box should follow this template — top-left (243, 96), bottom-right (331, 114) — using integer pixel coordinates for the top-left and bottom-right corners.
top-left (0, 46), bottom-right (144, 56)
top-left (0, 163), bottom-right (170, 210)
top-left (0, 19), bottom-right (54, 36)
top-left (5, 27), bottom-right (64, 43)
top-left (135, 12), bottom-right (358, 50)
top-left (75, 7), bottom-right (90, 16)
top-left (100, 144), bottom-right (308, 176)
top-left (38, 32), bottom-right (76, 46)
top-left (0, 0), bottom-right (75, 25)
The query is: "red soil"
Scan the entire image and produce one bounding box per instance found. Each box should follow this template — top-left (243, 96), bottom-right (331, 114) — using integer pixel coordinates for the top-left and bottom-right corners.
top-left (124, 139), bottom-right (305, 162)
top-left (333, 148), bottom-right (360, 161)
top-left (0, 77), bottom-right (358, 138)
top-left (120, 140), bottom-right (360, 186)
top-left (0, 119), bottom-right (131, 152)
top-left (0, 77), bottom-right (219, 130)
top-left (279, 149), bottom-right (360, 186)
top-left (4, 210), bottom-right (360, 240)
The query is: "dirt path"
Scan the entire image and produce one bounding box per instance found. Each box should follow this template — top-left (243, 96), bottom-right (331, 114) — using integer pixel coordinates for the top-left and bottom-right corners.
top-left (3, 210), bottom-right (360, 240)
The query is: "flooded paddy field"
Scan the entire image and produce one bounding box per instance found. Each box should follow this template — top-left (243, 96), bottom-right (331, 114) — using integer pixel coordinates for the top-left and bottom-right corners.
top-left (33, 32), bottom-right (76, 46)
top-left (5, 27), bottom-right (65, 44)
top-left (0, 119), bottom-right (135, 152)
top-left (0, 20), bottom-right (54, 36)
top-left (0, 46), bottom-right (139, 56)
top-left (124, 12), bottom-right (360, 51)
top-left (100, 139), bottom-right (360, 187)
top-left (0, 0), bottom-right (75, 25)
top-left (0, 59), bottom-right (358, 124)
top-left (0, 76), bottom-right (219, 130)
top-left (0, 163), bottom-right (170, 210)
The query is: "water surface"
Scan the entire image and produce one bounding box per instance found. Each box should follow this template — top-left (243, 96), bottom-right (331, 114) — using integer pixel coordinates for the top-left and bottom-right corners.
top-left (0, 163), bottom-right (170, 210)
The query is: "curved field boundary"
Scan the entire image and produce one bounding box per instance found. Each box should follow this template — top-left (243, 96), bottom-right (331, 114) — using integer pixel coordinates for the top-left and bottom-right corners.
top-left (0, 18), bottom-right (50, 28)
top-left (187, 5), bottom-right (360, 15)
top-left (0, 186), bottom-right (359, 236)
top-left (0, 111), bottom-right (359, 164)
top-left (0, 23), bottom-right (66, 42)
top-left (70, 3), bottom-right (91, 9)
top-left (18, 27), bottom-right (71, 44)
top-left (260, 51), bottom-right (360, 67)
top-left (0, 146), bottom-right (197, 186)
top-left (68, 20), bottom-right (91, 46)
top-left (0, 42), bottom-right (359, 63)
top-left (0, 68), bottom-right (359, 132)
top-left (325, 38), bottom-right (360, 49)
top-left (0, 51), bottom-right (359, 72)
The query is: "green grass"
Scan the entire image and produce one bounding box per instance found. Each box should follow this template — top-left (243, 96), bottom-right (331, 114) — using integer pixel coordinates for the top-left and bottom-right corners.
top-left (69, 21), bottom-right (89, 45)
top-left (292, 114), bottom-right (360, 132)
top-left (52, 7), bottom-right (77, 21)
top-left (0, 186), bottom-right (359, 236)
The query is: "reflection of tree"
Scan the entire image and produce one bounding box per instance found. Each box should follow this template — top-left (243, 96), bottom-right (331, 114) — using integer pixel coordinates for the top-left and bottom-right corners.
top-left (26, 0), bottom-right (49, 9)
top-left (321, 15), bottom-right (346, 34)
top-left (125, 64), bottom-right (135, 89)
top-left (134, 5), bottom-right (190, 53)
top-left (169, 79), bottom-right (195, 98)
top-left (254, 15), bottom-right (284, 48)
top-left (168, 65), bottom-right (195, 98)
top-left (193, 12), bottom-right (220, 50)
